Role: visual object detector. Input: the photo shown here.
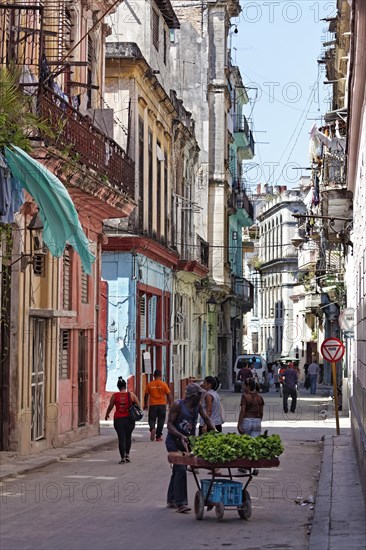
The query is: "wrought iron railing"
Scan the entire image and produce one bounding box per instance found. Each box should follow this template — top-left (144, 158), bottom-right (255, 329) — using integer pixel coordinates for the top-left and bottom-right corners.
top-left (228, 188), bottom-right (254, 220)
top-left (232, 276), bottom-right (254, 304)
top-left (39, 87), bottom-right (135, 196)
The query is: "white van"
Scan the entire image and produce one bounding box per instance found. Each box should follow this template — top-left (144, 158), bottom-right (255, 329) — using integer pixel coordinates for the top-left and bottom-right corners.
top-left (233, 354), bottom-right (269, 393)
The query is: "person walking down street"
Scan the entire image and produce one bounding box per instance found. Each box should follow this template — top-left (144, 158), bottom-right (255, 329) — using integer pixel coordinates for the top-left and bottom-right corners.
top-left (199, 376), bottom-right (222, 435)
top-left (267, 363), bottom-right (273, 387)
top-left (144, 369), bottom-right (172, 441)
top-left (165, 383), bottom-right (216, 513)
top-left (237, 378), bottom-right (264, 437)
top-left (273, 362), bottom-right (280, 392)
top-left (282, 365), bottom-right (298, 413)
top-left (308, 359), bottom-right (320, 395)
top-left (105, 377), bottom-right (141, 464)
top-left (237, 362), bottom-right (253, 386)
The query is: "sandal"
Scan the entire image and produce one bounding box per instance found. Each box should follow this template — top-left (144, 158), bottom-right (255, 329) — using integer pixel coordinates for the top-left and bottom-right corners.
top-left (176, 505), bottom-right (191, 513)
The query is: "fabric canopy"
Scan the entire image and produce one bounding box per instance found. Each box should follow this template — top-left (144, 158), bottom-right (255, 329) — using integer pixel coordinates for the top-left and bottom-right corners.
top-left (5, 145), bottom-right (95, 274)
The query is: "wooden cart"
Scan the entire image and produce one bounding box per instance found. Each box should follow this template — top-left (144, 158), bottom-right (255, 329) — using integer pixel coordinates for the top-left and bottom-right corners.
top-left (168, 452), bottom-right (280, 521)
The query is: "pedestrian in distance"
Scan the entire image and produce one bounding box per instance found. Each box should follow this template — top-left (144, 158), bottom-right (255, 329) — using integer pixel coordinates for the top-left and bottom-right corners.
top-left (282, 364), bottom-right (298, 413)
top-left (199, 376), bottom-right (223, 434)
top-left (308, 358), bottom-right (320, 394)
top-left (105, 377), bottom-right (142, 464)
top-left (237, 378), bottom-right (264, 437)
top-left (144, 369), bottom-right (172, 442)
top-left (237, 362), bottom-right (253, 384)
top-left (165, 383), bottom-right (216, 513)
top-left (273, 362), bottom-right (280, 392)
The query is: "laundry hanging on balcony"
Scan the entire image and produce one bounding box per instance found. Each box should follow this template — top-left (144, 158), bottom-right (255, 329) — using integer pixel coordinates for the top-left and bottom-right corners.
top-left (4, 145), bottom-right (95, 274)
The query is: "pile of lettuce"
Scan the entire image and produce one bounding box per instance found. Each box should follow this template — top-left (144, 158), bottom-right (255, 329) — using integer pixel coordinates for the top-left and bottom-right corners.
top-left (188, 431), bottom-right (284, 463)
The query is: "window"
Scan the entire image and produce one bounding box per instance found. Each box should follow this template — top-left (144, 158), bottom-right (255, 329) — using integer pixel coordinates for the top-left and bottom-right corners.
top-left (138, 116), bottom-right (144, 229)
top-left (148, 130), bottom-right (153, 235)
top-left (63, 247), bottom-right (72, 310)
top-left (87, 35), bottom-right (93, 108)
top-left (163, 28), bottom-right (167, 64)
top-left (164, 152), bottom-right (168, 241)
top-left (157, 140), bottom-right (162, 238)
top-left (59, 329), bottom-right (70, 378)
top-left (33, 254), bottom-right (45, 277)
top-left (152, 9), bottom-right (159, 51)
top-left (81, 268), bottom-right (89, 304)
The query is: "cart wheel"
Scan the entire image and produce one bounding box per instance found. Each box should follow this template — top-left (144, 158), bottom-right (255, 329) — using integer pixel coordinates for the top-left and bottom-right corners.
top-left (194, 490), bottom-right (204, 520)
top-left (237, 490), bottom-right (252, 519)
top-left (215, 502), bottom-right (225, 521)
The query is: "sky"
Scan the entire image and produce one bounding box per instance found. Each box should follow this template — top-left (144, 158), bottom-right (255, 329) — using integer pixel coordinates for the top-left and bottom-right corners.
top-left (231, 0), bottom-right (336, 190)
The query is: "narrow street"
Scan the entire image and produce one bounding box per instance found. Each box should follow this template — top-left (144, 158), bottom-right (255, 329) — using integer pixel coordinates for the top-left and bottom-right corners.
top-left (0, 387), bottom-right (348, 550)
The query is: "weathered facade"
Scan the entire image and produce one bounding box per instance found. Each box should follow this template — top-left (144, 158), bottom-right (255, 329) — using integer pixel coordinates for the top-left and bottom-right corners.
top-left (170, 0), bottom-right (254, 388)
top-left (101, 1), bottom-right (210, 401)
top-left (0, 0), bottom-right (135, 453)
top-left (345, 0), bottom-right (366, 498)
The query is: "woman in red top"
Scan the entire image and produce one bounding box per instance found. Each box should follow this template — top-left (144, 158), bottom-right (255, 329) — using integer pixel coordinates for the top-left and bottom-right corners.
top-left (105, 377), bottom-right (141, 464)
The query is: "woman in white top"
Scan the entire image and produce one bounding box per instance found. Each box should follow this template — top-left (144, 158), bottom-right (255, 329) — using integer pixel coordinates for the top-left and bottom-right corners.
top-left (199, 376), bottom-right (222, 434)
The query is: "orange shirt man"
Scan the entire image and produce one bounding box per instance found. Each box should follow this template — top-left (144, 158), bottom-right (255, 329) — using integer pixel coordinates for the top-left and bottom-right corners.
top-left (144, 370), bottom-right (172, 441)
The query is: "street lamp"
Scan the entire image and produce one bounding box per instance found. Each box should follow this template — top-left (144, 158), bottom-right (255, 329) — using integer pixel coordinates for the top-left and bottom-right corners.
top-left (207, 295), bottom-right (218, 314)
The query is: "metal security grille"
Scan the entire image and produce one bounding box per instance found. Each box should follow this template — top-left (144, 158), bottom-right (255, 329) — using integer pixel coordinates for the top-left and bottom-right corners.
top-left (31, 318), bottom-right (46, 441)
top-left (0, 3), bottom-right (43, 78)
top-left (81, 268), bottom-right (88, 304)
top-left (63, 247), bottom-right (71, 309)
top-left (152, 9), bottom-right (159, 51)
top-left (33, 254), bottom-right (45, 277)
top-left (140, 294), bottom-right (146, 339)
top-left (59, 329), bottom-right (70, 378)
top-left (78, 330), bottom-right (88, 425)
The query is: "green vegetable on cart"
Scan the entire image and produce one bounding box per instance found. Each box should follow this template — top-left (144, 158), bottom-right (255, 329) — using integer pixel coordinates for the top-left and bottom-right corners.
top-left (188, 431), bottom-right (284, 463)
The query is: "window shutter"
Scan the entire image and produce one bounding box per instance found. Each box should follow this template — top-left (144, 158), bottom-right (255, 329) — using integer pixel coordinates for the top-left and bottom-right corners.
top-left (59, 329), bottom-right (70, 378)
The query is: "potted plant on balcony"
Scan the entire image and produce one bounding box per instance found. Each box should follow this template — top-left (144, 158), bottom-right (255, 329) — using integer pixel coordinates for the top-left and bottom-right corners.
top-left (248, 255), bottom-right (263, 271)
top-left (0, 67), bottom-right (52, 151)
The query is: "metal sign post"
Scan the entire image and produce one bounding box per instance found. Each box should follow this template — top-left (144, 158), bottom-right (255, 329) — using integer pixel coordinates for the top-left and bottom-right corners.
top-left (320, 338), bottom-right (345, 436)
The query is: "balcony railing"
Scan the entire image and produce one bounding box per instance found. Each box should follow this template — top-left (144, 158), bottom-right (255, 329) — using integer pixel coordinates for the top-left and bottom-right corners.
top-left (228, 188), bottom-right (254, 220)
top-left (233, 115), bottom-right (255, 159)
top-left (304, 293), bottom-right (321, 311)
top-left (39, 88), bottom-right (135, 196)
top-left (232, 276), bottom-right (254, 305)
top-left (234, 114), bottom-right (250, 135)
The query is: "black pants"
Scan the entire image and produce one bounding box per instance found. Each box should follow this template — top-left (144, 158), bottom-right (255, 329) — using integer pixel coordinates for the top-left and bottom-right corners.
top-left (166, 435), bottom-right (188, 507)
top-left (148, 404), bottom-right (167, 438)
top-left (283, 387), bottom-right (297, 413)
top-left (114, 417), bottom-right (135, 459)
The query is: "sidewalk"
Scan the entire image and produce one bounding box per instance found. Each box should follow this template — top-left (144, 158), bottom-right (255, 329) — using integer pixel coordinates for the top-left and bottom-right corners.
top-left (0, 430), bottom-right (117, 481)
top-left (1, 420), bottom-right (365, 549)
top-left (309, 432), bottom-right (366, 550)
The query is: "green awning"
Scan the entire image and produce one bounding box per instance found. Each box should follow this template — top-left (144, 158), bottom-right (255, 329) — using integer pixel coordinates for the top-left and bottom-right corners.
top-left (5, 145), bottom-right (95, 274)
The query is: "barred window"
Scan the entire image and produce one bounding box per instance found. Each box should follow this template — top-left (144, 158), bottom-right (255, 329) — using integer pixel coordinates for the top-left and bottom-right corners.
top-left (81, 267), bottom-right (89, 304)
top-left (59, 329), bottom-right (70, 379)
top-left (63, 247), bottom-right (72, 310)
top-left (152, 9), bottom-right (159, 51)
top-left (33, 254), bottom-right (45, 277)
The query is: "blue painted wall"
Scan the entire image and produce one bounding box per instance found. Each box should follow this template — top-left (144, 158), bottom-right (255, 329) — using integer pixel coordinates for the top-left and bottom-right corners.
top-left (102, 251), bottom-right (173, 391)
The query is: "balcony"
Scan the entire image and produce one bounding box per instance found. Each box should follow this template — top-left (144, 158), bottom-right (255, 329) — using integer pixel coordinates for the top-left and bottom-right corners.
top-left (233, 115), bottom-right (255, 159)
top-left (232, 276), bottom-right (254, 311)
top-left (298, 242), bottom-right (319, 272)
top-left (304, 293), bottom-right (321, 313)
top-left (39, 88), bottom-right (135, 196)
top-left (176, 238), bottom-right (209, 278)
top-left (228, 187), bottom-right (254, 223)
